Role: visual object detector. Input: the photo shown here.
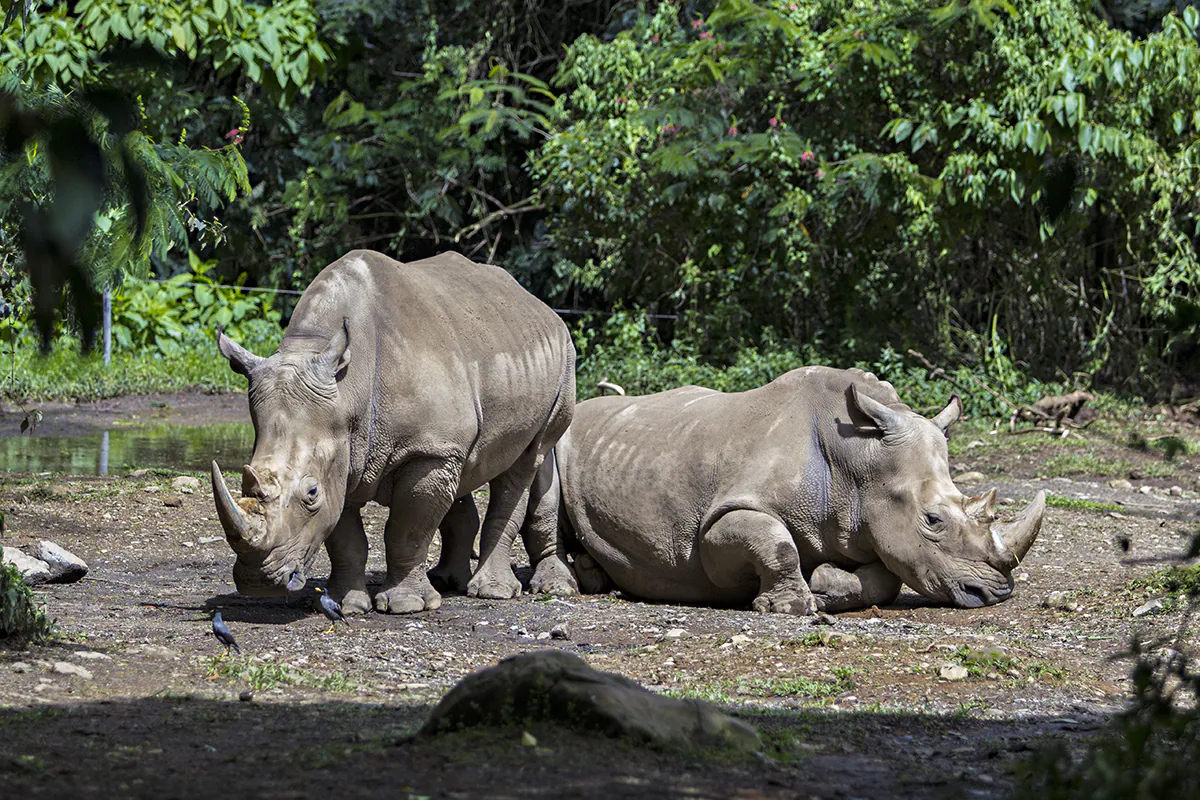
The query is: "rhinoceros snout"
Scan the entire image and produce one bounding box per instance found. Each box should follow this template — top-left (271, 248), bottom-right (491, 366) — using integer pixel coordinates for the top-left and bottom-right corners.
top-left (955, 577), bottom-right (1013, 608)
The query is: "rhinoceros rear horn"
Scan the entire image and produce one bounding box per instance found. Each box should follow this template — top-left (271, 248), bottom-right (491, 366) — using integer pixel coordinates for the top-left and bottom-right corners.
top-left (994, 490), bottom-right (1045, 563)
top-left (312, 317), bottom-right (351, 379)
top-left (217, 327), bottom-right (266, 377)
top-left (212, 461), bottom-right (251, 543)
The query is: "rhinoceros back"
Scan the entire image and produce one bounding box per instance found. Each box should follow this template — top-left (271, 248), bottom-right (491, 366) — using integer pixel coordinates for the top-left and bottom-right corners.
top-left (285, 250), bottom-right (575, 503)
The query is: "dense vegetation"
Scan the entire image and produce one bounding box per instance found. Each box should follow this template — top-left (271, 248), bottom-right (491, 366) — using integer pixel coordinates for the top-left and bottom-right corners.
top-left (1, 0), bottom-right (1199, 408)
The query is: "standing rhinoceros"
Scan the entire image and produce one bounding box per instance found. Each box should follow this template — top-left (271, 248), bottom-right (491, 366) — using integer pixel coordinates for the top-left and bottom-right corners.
top-left (211, 250), bottom-right (577, 614)
top-left (531, 366), bottom-right (1043, 613)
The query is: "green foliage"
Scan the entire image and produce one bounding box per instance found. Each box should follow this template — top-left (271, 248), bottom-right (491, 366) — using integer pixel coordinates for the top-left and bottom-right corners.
top-left (110, 252), bottom-right (282, 356)
top-left (1044, 495), bottom-right (1122, 512)
top-left (1129, 564), bottom-right (1200, 596)
top-left (0, 554), bottom-right (56, 646)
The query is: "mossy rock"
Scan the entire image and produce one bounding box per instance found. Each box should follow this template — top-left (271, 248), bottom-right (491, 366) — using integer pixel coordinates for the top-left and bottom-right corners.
top-left (419, 649), bottom-right (761, 752)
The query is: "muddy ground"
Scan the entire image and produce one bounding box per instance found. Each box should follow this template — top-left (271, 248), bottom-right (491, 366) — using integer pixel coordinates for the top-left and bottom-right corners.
top-left (1, 393), bottom-right (1199, 798)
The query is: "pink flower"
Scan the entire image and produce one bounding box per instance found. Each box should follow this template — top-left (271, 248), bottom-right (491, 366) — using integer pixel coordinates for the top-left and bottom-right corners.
top-left (649, 34), bottom-right (659, 42)
top-left (728, 125), bottom-right (738, 136)
top-left (699, 31), bottom-right (713, 39)
top-left (854, 29), bottom-right (863, 38)
top-left (626, 82), bottom-right (633, 89)
top-left (801, 150), bottom-right (813, 162)
top-left (815, 170), bottom-right (825, 179)
top-left (769, 117), bottom-right (778, 128)
top-left (788, 2), bottom-right (797, 9)
top-left (966, 167), bottom-right (973, 175)
top-left (662, 124), bottom-right (678, 134)
top-left (616, 97), bottom-right (627, 104)
top-left (225, 128), bottom-right (244, 145)
top-left (692, 19), bottom-right (703, 29)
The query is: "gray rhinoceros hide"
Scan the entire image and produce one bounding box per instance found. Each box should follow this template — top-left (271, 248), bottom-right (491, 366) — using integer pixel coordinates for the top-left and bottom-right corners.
top-left (212, 250), bottom-right (578, 614)
top-left (539, 366), bottom-right (1043, 614)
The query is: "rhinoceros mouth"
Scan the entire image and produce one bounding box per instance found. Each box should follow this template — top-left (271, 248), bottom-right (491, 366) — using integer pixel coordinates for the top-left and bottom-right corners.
top-left (953, 578), bottom-right (1012, 608)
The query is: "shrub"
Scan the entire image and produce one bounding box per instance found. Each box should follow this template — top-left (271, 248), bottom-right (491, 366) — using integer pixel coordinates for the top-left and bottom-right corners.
top-left (0, 552), bottom-right (56, 646)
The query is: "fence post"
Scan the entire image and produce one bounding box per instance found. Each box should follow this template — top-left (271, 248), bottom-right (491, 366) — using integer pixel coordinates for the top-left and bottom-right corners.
top-left (102, 289), bottom-right (111, 365)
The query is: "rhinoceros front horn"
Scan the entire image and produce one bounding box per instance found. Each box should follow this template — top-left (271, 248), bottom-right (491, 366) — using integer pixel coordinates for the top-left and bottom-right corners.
top-left (993, 490), bottom-right (1046, 562)
top-left (212, 460), bottom-right (251, 543)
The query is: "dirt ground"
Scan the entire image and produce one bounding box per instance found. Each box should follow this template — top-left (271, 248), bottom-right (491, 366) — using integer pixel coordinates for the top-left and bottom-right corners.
top-left (1, 392), bottom-right (1199, 799)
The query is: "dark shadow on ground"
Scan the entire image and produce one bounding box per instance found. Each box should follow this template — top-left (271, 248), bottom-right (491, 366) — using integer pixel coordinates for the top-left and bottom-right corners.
top-left (0, 695), bottom-right (1109, 799)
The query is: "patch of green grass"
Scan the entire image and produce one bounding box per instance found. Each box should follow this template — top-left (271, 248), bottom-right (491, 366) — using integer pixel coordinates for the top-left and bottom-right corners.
top-left (205, 656), bottom-right (357, 693)
top-left (1128, 565), bottom-right (1200, 597)
top-left (1045, 495), bottom-right (1122, 513)
top-left (952, 646), bottom-right (1017, 678)
top-left (735, 666), bottom-right (856, 700)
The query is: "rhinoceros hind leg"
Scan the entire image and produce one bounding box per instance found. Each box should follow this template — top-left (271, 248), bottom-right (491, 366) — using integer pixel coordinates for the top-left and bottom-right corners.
top-left (701, 509), bottom-right (817, 616)
top-left (468, 454), bottom-right (542, 600)
top-left (428, 496), bottom-right (478, 594)
top-left (810, 561), bottom-right (901, 613)
top-left (522, 450), bottom-right (578, 596)
top-left (572, 552), bottom-right (612, 595)
top-left (325, 508), bottom-right (372, 616)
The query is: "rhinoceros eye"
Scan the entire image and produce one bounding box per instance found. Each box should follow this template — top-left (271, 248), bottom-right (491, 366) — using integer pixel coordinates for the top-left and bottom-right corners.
top-left (924, 512), bottom-right (943, 528)
top-left (300, 478), bottom-right (320, 508)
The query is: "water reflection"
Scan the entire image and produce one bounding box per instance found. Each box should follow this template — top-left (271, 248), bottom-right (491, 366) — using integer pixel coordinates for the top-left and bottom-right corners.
top-left (0, 423), bottom-right (255, 475)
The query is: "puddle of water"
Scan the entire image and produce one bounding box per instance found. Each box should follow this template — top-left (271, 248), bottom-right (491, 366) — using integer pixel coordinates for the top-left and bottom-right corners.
top-left (0, 423), bottom-right (255, 476)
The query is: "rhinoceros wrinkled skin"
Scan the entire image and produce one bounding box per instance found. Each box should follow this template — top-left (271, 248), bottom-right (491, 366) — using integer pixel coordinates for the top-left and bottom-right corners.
top-left (211, 250), bottom-right (578, 614)
top-left (533, 366), bottom-right (1044, 614)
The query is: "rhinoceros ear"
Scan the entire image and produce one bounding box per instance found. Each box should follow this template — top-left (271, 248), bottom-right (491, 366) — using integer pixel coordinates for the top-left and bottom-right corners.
top-left (312, 317), bottom-right (351, 379)
top-left (217, 326), bottom-right (265, 377)
top-left (930, 394), bottom-right (962, 437)
top-left (848, 384), bottom-right (906, 436)
top-left (964, 488), bottom-right (997, 522)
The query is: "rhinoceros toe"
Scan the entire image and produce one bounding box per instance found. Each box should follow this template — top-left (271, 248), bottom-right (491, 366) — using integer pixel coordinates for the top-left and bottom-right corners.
top-left (528, 557), bottom-right (579, 597)
top-left (336, 588), bottom-right (372, 616)
top-left (466, 568), bottom-right (522, 600)
top-left (752, 588), bottom-right (817, 615)
top-left (374, 584), bottom-right (442, 614)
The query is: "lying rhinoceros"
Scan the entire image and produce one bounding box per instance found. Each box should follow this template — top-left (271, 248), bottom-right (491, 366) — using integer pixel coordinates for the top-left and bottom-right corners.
top-left (530, 366), bottom-right (1044, 613)
top-left (211, 250), bottom-right (577, 614)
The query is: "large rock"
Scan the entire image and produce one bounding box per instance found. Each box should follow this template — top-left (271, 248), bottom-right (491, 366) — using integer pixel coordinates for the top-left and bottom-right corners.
top-left (419, 650), bottom-right (761, 751)
top-left (1, 546), bottom-right (52, 585)
top-left (36, 540), bottom-right (88, 583)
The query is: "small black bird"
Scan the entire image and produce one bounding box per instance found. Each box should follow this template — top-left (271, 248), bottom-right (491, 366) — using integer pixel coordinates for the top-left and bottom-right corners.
top-left (211, 609), bottom-right (241, 657)
top-left (314, 587), bottom-right (350, 634)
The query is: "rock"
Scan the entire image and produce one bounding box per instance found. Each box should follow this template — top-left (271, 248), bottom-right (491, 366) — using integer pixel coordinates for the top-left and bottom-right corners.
top-left (1129, 468), bottom-right (1144, 480)
top-left (1, 546), bottom-right (52, 585)
top-left (998, 497), bottom-right (1015, 506)
top-left (52, 662), bottom-right (93, 680)
top-left (1043, 591), bottom-right (1078, 611)
top-left (1109, 479), bottom-right (1133, 490)
top-left (162, 495), bottom-right (184, 508)
top-left (198, 536), bottom-right (224, 545)
top-left (550, 623), bottom-right (570, 641)
top-left (535, 632), bottom-right (551, 640)
top-left (239, 690), bottom-right (254, 702)
top-left (1133, 599), bottom-right (1163, 618)
top-left (663, 628), bottom-right (686, 639)
top-left (11, 661), bottom-right (32, 673)
top-left (813, 612), bottom-right (837, 626)
top-left (939, 664), bottom-right (969, 681)
top-left (128, 468), bottom-right (151, 478)
top-left (71, 651), bottom-right (112, 661)
top-left (1169, 485), bottom-right (1183, 497)
top-left (171, 476), bottom-right (200, 493)
top-left (139, 645), bottom-right (177, 660)
top-left (521, 731), bottom-right (538, 747)
top-left (956, 471), bottom-right (986, 484)
top-left (729, 634), bottom-right (752, 646)
top-left (36, 540), bottom-right (88, 583)
top-left (1139, 486), bottom-right (1153, 495)
top-left (419, 650), bottom-right (761, 752)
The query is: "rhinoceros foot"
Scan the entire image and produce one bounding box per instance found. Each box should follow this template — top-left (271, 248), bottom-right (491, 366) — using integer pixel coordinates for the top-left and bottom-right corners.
top-left (572, 552), bottom-right (613, 595)
top-left (466, 566), bottom-right (522, 600)
top-left (427, 563), bottom-right (471, 595)
top-left (330, 587), bottom-right (372, 616)
top-left (751, 587), bottom-right (817, 615)
top-left (528, 556), bottom-right (579, 596)
top-left (374, 576), bottom-right (442, 614)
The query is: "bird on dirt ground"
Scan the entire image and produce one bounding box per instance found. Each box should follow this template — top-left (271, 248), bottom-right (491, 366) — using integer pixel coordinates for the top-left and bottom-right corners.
top-left (314, 587), bottom-right (350, 634)
top-left (211, 609), bottom-right (241, 658)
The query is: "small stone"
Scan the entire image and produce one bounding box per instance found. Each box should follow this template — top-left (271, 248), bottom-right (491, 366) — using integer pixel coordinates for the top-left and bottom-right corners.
top-left (36, 540), bottom-right (88, 583)
top-left (966, 440), bottom-right (986, 450)
top-left (1169, 486), bottom-right (1183, 497)
top-left (1133, 599), bottom-right (1163, 617)
top-left (998, 497), bottom-right (1015, 506)
top-left (128, 468), bottom-right (151, 478)
top-left (939, 664), bottom-right (969, 681)
top-left (239, 690), bottom-right (254, 702)
top-left (1044, 591), bottom-right (1078, 611)
top-left (171, 475), bottom-right (200, 492)
top-left (521, 731), bottom-right (538, 747)
top-left (550, 623), bottom-right (570, 641)
top-left (663, 628), bottom-right (686, 639)
top-left (813, 613), bottom-right (837, 626)
top-left (1129, 468), bottom-right (1144, 480)
top-left (11, 661), bottom-right (31, 673)
top-left (1109, 479), bottom-right (1133, 490)
top-left (536, 632), bottom-right (551, 640)
top-left (139, 645), bottom-right (177, 660)
top-left (71, 651), bottom-right (111, 661)
top-left (730, 634), bottom-right (752, 646)
top-left (1139, 486), bottom-right (1153, 495)
top-left (956, 471), bottom-right (986, 484)
top-left (53, 662), bottom-right (93, 680)
top-left (142, 486), bottom-right (158, 493)
top-left (163, 495), bottom-right (184, 508)
top-left (1, 547), bottom-right (52, 585)
top-left (198, 536), bottom-right (224, 545)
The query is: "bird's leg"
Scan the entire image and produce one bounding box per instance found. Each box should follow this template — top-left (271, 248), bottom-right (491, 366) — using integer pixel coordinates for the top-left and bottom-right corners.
top-left (323, 622), bottom-right (336, 635)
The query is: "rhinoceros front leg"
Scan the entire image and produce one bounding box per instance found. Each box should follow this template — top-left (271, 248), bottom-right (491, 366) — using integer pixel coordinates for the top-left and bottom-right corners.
top-left (524, 449), bottom-right (578, 596)
top-left (467, 451), bottom-right (542, 600)
top-left (809, 562), bottom-right (902, 613)
top-left (375, 459), bottom-right (459, 614)
top-left (700, 509), bottom-right (817, 615)
top-left (427, 496), bottom-right (478, 594)
top-left (324, 507), bottom-right (372, 615)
